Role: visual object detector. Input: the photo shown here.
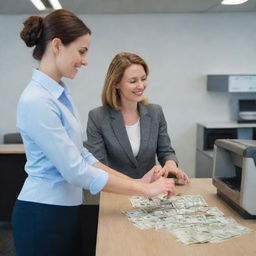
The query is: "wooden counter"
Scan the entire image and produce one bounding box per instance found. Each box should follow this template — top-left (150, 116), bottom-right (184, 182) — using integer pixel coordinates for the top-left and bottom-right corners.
top-left (96, 179), bottom-right (256, 256)
top-left (0, 144), bottom-right (25, 154)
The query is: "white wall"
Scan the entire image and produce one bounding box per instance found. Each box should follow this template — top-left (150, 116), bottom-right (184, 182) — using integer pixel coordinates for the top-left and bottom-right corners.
top-left (0, 12), bottom-right (256, 177)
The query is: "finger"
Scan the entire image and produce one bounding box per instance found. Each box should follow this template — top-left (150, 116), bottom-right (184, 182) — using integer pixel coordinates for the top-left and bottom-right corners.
top-left (165, 183), bottom-right (176, 194)
top-left (159, 168), bottom-right (167, 178)
top-left (166, 178), bottom-right (175, 184)
top-left (164, 170), bottom-right (169, 178)
top-left (181, 173), bottom-right (186, 181)
top-left (167, 189), bottom-right (175, 199)
top-left (154, 165), bottom-right (162, 173)
top-left (175, 178), bottom-right (185, 185)
top-left (179, 171), bottom-right (185, 180)
top-left (175, 170), bottom-right (182, 179)
top-left (157, 168), bottom-right (164, 176)
top-left (154, 172), bottom-right (162, 180)
top-left (182, 173), bottom-right (189, 183)
top-left (157, 167), bottom-right (168, 178)
top-left (153, 167), bottom-right (159, 173)
top-left (177, 170), bottom-right (189, 183)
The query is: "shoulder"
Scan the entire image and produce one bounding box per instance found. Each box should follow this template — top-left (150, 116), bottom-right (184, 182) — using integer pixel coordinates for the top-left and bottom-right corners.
top-left (140, 103), bottom-right (167, 124)
top-left (17, 82), bottom-right (61, 129)
top-left (88, 105), bottom-right (111, 121)
top-left (18, 82), bottom-right (60, 117)
top-left (20, 81), bottom-right (54, 103)
top-left (146, 103), bottom-right (162, 111)
top-left (142, 103), bottom-right (163, 115)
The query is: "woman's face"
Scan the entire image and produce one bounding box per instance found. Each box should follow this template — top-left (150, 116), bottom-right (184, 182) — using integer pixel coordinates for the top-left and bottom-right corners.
top-left (117, 64), bottom-right (147, 105)
top-left (56, 33), bottom-right (91, 80)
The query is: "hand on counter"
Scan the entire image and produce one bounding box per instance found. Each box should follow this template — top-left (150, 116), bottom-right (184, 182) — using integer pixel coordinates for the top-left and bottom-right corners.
top-left (162, 160), bottom-right (190, 185)
top-left (140, 165), bottom-right (164, 183)
top-left (145, 176), bottom-right (175, 199)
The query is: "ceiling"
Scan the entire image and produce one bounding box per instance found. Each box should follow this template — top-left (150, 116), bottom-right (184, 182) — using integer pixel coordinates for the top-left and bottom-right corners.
top-left (1, 0), bottom-right (256, 14)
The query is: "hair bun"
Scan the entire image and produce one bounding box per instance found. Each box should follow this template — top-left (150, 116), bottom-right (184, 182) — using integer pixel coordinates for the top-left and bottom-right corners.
top-left (20, 16), bottom-right (44, 47)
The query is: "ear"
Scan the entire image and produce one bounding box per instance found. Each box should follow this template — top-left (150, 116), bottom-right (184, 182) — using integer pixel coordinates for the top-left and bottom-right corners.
top-left (51, 38), bottom-right (63, 55)
top-left (115, 83), bottom-right (120, 89)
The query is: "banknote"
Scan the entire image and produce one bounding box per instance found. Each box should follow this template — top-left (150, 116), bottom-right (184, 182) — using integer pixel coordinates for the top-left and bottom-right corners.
top-left (123, 194), bottom-right (252, 244)
top-left (170, 220), bottom-right (252, 244)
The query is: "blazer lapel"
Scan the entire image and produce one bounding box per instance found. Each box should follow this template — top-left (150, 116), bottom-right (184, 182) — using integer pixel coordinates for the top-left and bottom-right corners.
top-left (136, 103), bottom-right (151, 160)
top-left (110, 108), bottom-right (138, 167)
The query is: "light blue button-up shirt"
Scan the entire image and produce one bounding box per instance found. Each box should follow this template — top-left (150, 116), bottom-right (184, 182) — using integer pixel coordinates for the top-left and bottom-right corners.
top-left (16, 69), bottom-right (109, 206)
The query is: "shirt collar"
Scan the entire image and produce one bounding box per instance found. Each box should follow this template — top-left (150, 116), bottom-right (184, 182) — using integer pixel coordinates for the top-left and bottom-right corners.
top-left (31, 69), bottom-right (69, 99)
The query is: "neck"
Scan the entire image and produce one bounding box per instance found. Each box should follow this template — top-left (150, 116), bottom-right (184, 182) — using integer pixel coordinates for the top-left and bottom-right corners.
top-left (39, 55), bottom-right (61, 83)
top-left (121, 101), bottom-right (140, 125)
top-left (121, 101), bottom-right (138, 114)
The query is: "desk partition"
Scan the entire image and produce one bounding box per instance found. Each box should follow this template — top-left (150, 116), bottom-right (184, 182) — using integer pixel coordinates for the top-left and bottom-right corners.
top-left (0, 144), bottom-right (26, 221)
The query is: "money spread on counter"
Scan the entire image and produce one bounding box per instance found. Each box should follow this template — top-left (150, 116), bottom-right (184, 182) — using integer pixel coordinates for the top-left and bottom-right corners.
top-left (122, 194), bottom-right (252, 245)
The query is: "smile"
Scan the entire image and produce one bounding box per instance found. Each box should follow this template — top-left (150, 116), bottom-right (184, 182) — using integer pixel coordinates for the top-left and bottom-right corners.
top-left (133, 91), bottom-right (143, 96)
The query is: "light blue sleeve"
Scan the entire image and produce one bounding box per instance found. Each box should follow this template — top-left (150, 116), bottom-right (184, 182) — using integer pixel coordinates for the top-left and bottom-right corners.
top-left (81, 147), bottom-right (99, 165)
top-left (19, 96), bottom-right (109, 195)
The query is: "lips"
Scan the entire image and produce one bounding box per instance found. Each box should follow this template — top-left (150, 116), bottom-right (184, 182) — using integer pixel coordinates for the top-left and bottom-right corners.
top-left (133, 91), bottom-right (143, 96)
top-left (74, 66), bottom-right (80, 72)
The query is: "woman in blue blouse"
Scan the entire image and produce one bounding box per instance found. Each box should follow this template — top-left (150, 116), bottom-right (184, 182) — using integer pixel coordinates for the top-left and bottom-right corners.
top-left (12, 9), bottom-right (176, 256)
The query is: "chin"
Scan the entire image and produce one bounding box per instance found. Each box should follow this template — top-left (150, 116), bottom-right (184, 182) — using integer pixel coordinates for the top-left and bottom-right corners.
top-left (135, 97), bottom-right (144, 102)
top-left (65, 73), bottom-right (76, 80)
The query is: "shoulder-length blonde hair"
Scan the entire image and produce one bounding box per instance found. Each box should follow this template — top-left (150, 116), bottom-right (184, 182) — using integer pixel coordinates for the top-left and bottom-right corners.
top-left (102, 52), bottom-right (149, 110)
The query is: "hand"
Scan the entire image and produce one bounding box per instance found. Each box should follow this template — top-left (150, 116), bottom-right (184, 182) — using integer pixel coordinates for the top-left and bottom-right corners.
top-left (145, 177), bottom-right (175, 199)
top-left (162, 160), bottom-right (190, 185)
top-left (174, 170), bottom-right (190, 185)
top-left (141, 165), bottom-right (164, 183)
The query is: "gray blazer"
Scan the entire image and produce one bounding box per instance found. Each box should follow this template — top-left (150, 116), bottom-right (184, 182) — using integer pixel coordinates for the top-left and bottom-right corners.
top-left (85, 103), bottom-right (178, 178)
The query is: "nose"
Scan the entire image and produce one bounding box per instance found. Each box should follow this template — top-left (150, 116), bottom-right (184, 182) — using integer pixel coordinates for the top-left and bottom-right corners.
top-left (137, 80), bottom-right (144, 89)
top-left (81, 55), bottom-right (88, 66)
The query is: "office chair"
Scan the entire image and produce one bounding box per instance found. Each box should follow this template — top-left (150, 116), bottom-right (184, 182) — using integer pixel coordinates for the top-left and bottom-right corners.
top-left (3, 133), bottom-right (23, 144)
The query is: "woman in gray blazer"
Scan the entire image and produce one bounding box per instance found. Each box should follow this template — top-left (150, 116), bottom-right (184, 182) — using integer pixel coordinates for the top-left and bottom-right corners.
top-left (85, 52), bottom-right (189, 183)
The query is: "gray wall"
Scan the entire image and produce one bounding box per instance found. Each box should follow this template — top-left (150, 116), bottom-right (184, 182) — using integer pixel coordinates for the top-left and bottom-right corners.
top-left (0, 12), bottom-right (256, 177)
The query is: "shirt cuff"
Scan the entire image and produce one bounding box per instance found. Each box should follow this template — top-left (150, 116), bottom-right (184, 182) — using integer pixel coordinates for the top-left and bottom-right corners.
top-left (89, 170), bottom-right (109, 195)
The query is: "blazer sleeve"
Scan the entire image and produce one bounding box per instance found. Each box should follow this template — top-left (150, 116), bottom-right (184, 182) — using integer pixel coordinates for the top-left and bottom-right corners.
top-left (156, 105), bottom-right (179, 166)
top-left (84, 110), bottom-right (108, 165)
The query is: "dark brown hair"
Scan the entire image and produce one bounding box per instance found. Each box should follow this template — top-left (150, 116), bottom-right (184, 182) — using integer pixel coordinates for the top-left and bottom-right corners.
top-left (20, 9), bottom-right (91, 60)
top-left (102, 52), bottom-right (149, 110)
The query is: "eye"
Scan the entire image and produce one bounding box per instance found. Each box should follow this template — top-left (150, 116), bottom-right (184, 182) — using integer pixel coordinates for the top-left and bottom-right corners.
top-left (142, 77), bottom-right (147, 81)
top-left (129, 79), bottom-right (136, 84)
top-left (79, 50), bottom-right (86, 55)
top-left (79, 47), bottom-right (88, 55)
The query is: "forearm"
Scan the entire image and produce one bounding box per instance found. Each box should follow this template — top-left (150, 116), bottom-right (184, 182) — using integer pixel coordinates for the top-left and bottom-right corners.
top-left (93, 162), bottom-right (133, 181)
top-left (102, 173), bottom-right (147, 196)
top-left (164, 160), bottom-right (178, 171)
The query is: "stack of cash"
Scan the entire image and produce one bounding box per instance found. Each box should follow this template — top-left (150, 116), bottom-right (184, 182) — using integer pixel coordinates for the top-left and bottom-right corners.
top-left (123, 194), bottom-right (252, 244)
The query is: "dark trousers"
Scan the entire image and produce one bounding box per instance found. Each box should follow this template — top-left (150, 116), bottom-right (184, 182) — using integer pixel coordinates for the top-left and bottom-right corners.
top-left (12, 200), bottom-right (82, 256)
top-left (80, 204), bottom-right (99, 256)
top-left (12, 200), bottom-right (99, 256)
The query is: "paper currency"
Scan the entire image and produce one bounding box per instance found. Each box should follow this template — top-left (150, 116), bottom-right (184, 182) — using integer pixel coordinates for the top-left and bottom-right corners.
top-left (122, 194), bottom-right (252, 244)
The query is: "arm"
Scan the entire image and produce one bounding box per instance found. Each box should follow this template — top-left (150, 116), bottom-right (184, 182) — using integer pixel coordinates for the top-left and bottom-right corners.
top-left (94, 161), bottom-right (166, 184)
top-left (156, 106), bottom-right (189, 184)
top-left (93, 161), bottom-right (133, 181)
top-left (92, 152), bottom-right (176, 196)
top-left (103, 173), bottom-right (175, 198)
top-left (156, 106), bottom-right (178, 166)
top-left (93, 161), bottom-right (175, 198)
top-left (19, 97), bottom-right (108, 194)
